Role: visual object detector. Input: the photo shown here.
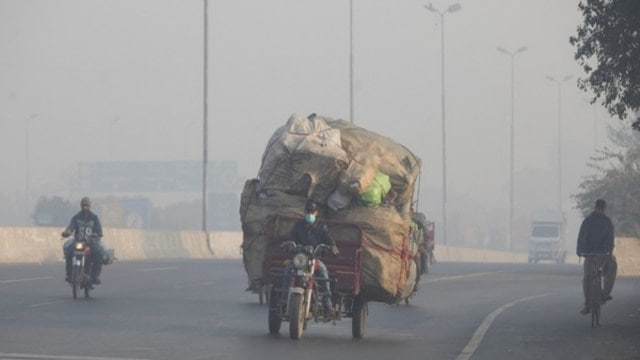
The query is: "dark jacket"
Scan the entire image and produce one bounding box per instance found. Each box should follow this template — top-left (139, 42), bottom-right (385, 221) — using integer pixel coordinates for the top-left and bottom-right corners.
top-left (577, 211), bottom-right (614, 255)
top-left (290, 219), bottom-right (336, 248)
top-left (65, 210), bottom-right (103, 242)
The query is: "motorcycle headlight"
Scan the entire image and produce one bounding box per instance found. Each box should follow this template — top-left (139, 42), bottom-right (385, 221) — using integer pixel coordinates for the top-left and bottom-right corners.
top-left (292, 253), bottom-right (308, 270)
top-left (74, 242), bottom-right (84, 250)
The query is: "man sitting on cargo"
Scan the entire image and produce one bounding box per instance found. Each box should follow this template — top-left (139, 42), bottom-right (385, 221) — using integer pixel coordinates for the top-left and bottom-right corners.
top-left (281, 200), bottom-right (339, 316)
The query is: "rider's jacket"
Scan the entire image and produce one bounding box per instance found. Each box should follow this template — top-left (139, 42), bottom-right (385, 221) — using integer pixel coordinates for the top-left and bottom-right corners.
top-left (66, 210), bottom-right (103, 242)
top-left (290, 219), bottom-right (336, 248)
top-left (577, 211), bottom-right (614, 254)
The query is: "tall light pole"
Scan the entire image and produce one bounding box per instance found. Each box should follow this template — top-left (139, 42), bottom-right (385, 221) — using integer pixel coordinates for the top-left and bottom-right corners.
top-left (496, 45), bottom-right (527, 251)
top-left (424, 2), bottom-right (461, 246)
top-left (546, 74), bottom-right (572, 214)
top-left (349, 0), bottom-right (354, 123)
top-left (203, 0), bottom-right (210, 234)
top-left (25, 113), bottom-right (39, 206)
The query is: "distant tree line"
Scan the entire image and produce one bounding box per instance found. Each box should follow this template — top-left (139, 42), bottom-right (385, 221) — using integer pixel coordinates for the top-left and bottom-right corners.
top-left (32, 197), bottom-right (216, 230)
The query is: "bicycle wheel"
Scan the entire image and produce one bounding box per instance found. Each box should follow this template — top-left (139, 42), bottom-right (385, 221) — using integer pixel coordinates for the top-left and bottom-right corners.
top-left (591, 304), bottom-right (600, 328)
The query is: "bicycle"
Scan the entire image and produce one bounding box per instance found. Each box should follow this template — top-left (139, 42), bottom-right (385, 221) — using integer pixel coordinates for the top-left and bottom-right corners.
top-left (580, 253), bottom-right (608, 328)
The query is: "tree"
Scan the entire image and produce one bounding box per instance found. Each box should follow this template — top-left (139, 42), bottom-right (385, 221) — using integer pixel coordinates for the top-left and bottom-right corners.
top-left (32, 196), bottom-right (76, 226)
top-left (570, 0), bottom-right (640, 131)
top-left (573, 125), bottom-right (640, 237)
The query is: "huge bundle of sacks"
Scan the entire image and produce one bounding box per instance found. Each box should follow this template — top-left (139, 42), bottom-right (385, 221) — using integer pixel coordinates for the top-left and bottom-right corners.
top-left (240, 113), bottom-right (422, 304)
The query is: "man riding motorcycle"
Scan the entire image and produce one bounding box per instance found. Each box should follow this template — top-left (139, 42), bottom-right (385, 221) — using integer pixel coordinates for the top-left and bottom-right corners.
top-left (281, 200), bottom-right (339, 316)
top-left (61, 197), bottom-right (105, 285)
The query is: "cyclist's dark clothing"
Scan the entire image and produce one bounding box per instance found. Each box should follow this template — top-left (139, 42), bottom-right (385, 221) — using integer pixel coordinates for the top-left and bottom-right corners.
top-left (577, 211), bottom-right (614, 255)
top-left (576, 210), bottom-right (617, 308)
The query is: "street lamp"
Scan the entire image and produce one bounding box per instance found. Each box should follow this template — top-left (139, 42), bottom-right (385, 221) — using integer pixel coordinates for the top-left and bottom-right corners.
top-left (496, 45), bottom-right (527, 251)
top-left (424, 2), bottom-right (461, 246)
top-left (25, 113), bottom-right (39, 206)
top-left (203, 0), bottom-right (210, 235)
top-left (349, 0), bottom-right (354, 123)
top-left (545, 74), bottom-right (573, 214)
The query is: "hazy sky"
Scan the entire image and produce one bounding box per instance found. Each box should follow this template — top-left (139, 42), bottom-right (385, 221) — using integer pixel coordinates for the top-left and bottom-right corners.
top-left (0, 0), bottom-right (621, 235)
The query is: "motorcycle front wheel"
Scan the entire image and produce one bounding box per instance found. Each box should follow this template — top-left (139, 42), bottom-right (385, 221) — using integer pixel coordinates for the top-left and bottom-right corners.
top-left (83, 271), bottom-right (91, 299)
top-left (71, 265), bottom-right (81, 299)
top-left (289, 293), bottom-right (305, 340)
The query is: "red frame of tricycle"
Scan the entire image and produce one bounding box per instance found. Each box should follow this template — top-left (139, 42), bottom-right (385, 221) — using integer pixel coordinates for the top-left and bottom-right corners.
top-left (262, 215), bottom-right (364, 299)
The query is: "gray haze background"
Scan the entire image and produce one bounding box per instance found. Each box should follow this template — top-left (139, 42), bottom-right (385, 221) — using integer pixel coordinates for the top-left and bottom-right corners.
top-left (0, 0), bottom-right (620, 250)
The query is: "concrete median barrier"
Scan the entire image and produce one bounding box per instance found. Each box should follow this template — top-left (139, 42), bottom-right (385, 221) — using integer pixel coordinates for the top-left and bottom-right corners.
top-left (0, 227), bottom-right (243, 263)
top-left (616, 237), bottom-right (640, 277)
top-left (0, 228), bottom-right (637, 276)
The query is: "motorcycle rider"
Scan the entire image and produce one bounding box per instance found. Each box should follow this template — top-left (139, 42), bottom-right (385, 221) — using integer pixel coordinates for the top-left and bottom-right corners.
top-left (281, 200), bottom-right (339, 316)
top-left (61, 197), bottom-right (105, 285)
top-left (577, 198), bottom-right (618, 315)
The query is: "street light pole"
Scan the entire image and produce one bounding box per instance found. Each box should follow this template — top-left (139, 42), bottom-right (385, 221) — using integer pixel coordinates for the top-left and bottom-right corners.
top-left (349, 0), bottom-right (354, 124)
top-left (203, 0), bottom-right (210, 234)
top-left (424, 2), bottom-right (461, 246)
top-left (496, 45), bottom-right (527, 251)
top-left (25, 113), bottom-right (38, 206)
top-left (546, 74), bottom-right (572, 214)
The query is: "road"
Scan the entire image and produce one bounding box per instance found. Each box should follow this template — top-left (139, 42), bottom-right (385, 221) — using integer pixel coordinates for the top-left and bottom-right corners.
top-left (0, 259), bottom-right (638, 360)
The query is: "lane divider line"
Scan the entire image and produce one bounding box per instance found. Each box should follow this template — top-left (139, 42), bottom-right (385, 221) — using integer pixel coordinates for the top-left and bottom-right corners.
top-left (456, 293), bottom-right (551, 360)
top-left (27, 300), bottom-right (69, 308)
top-left (137, 267), bottom-right (178, 272)
top-left (0, 352), bottom-right (149, 360)
top-left (0, 276), bottom-right (54, 284)
top-left (424, 271), bottom-right (503, 283)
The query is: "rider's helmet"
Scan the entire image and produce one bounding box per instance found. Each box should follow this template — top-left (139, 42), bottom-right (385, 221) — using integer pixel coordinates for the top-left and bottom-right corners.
top-left (304, 200), bottom-right (319, 213)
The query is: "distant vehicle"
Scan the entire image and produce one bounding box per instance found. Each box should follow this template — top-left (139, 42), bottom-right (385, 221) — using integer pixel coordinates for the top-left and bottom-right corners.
top-left (528, 210), bottom-right (566, 264)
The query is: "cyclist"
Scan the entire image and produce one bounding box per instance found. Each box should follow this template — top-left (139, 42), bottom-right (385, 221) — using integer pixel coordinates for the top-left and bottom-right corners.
top-left (576, 199), bottom-right (618, 315)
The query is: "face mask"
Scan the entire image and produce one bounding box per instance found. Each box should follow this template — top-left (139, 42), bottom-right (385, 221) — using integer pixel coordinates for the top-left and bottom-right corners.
top-left (304, 213), bottom-right (316, 224)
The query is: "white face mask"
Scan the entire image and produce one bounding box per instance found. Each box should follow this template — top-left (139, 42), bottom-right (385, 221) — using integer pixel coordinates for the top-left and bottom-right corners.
top-left (304, 213), bottom-right (316, 224)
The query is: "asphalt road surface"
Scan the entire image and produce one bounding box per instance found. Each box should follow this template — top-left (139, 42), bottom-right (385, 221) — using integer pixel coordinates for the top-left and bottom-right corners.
top-left (1, 259), bottom-right (639, 360)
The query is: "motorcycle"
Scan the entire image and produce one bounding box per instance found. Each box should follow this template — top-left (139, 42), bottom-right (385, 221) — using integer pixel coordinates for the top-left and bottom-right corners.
top-left (269, 241), bottom-right (334, 340)
top-left (64, 237), bottom-right (96, 299)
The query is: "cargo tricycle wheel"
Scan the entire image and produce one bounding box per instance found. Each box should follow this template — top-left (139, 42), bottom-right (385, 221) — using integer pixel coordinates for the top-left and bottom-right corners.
top-left (352, 296), bottom-right (366, 339)
top-left (267, 288), bottom-right (281, 334)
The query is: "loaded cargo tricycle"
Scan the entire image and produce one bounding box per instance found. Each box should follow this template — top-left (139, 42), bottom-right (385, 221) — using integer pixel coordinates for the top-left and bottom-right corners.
top-left (263, 215), bottom-right (367, 340)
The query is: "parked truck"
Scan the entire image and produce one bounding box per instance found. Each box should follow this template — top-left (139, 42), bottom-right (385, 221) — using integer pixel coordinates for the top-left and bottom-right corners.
top-left (528, 210), bottom-right (566, 264)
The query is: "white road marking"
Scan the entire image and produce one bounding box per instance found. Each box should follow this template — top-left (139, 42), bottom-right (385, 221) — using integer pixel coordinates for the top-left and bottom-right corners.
top-left (0, 276), bottom-right (54, 284)
top-left (137, 266), bottom-right (177, 272)
top-left (424, 271), bottom-right (502, 283)
top-left (456, 293), bottom-right (551, 360)
top-left (26, 300), bottom-right (69, 308)
top-left (174, 281), bottom-right (217, 289)
top-left (0, 353), bottom-right (149, 360)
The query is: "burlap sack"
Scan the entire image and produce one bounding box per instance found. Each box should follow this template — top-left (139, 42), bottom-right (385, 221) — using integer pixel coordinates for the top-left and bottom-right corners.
top-left (240, 114), bottom-right (421, 303)
top-left (328, 206), bottom-right (417, 303)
